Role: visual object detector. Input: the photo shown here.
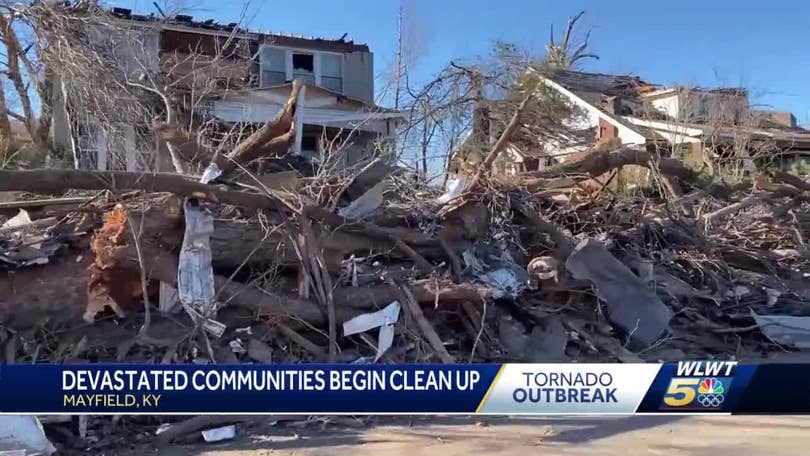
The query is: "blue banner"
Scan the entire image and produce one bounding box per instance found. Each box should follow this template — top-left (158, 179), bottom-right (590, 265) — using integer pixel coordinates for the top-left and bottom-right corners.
top-left (0, 362), bottom-right (807, 414)
top-left (0, 364), bottom-right (500, 414)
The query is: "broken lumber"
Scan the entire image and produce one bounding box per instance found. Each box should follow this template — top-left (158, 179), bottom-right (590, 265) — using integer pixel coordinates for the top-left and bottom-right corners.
top-left (388, 278), bottom-right (455, 363)
top-left (333, 279), bottom-right (491, 310)
top-left (210, 80), bottom-right (302, 174)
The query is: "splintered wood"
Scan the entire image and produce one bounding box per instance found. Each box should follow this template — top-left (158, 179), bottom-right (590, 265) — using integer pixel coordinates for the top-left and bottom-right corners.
top-left (87, 206), bottom-right (147, 322)
top-left (0, 69), bottom-right (807, 368)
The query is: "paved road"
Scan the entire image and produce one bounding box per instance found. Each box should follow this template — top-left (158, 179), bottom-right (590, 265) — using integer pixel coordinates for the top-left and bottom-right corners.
top-left (137, 415), bottom-right (810, 456)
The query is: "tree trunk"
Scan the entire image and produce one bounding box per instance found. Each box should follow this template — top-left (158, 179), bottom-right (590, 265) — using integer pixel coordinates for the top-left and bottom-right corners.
top-left (0, 169), bottom-right (285, 210)
top-left (0, 83), bottom-right (12, 147)
top-left (0, 257), bottom-right (92, 329)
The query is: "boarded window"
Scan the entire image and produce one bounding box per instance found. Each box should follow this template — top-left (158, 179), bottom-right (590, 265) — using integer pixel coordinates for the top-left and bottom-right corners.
top-left (320, 53), bottom-right (343, 93)
top-left (260, 46), bottom-right (287, 87)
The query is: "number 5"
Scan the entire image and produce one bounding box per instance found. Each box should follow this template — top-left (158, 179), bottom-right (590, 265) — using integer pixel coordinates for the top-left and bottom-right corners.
top-left (663, 378), bottom-right (699, 407)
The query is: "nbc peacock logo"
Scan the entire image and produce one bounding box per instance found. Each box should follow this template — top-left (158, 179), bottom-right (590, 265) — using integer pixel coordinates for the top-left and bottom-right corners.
top-left (661, 362), bottom-right (736, 410)
top-left (697, 377), bottom-right (725, 407)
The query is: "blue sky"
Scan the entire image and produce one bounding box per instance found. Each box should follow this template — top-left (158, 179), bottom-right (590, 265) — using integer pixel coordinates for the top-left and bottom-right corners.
top-left (116, 0), bottom-right (810, 125)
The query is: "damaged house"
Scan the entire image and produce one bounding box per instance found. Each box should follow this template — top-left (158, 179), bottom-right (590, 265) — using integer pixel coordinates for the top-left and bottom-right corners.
top-left (484, 68), bottom-right (810, 178)
top-left (50, 8), bottom-right (404, 173)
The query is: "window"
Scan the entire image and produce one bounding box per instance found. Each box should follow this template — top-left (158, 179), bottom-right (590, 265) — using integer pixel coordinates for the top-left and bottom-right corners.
top-left (259, 45), bottom-right (344, 93)
top-left (260, 46), bottom-right (287, 86)
top-left (300, 136), bottom-right (319, 161)
top-left (292, 53), bottom-right (315, 84)
top-left (320, 53), bottom-right (343, 92)
top-left (76, 124), bottom-right (101, 170)
top-left (135, 125), bottom-right (157, 171)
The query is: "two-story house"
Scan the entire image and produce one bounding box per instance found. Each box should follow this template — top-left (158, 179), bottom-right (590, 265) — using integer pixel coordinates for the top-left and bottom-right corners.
top-left (476, 68), bottom-right (810, 176)
top-left (51, 8), bottom-right (404, 173)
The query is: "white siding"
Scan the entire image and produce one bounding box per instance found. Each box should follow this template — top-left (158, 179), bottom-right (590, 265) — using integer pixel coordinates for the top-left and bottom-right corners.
top-left (651, 94), bottom-right (680, 119)
top-left (538, 77), bottom-right (648, 158)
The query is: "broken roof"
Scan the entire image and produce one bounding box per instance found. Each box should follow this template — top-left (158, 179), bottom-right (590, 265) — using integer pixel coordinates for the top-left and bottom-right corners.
top-left (108, 7), bottom-right (370, 53)
top-left (623, 115), bottom-right (810, 148)
top-left (544, 69), bottom-right (658, 98)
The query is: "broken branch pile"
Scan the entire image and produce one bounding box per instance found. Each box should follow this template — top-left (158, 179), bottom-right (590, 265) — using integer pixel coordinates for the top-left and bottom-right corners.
top-left (1, 84), bottom-right (809, 374)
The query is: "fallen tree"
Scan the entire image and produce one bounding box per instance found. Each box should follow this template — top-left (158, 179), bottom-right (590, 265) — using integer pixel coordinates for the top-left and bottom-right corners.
top-left (0, 169), bottom-right (284, 210)
top-left (1, 60), bottom-right (808, 376)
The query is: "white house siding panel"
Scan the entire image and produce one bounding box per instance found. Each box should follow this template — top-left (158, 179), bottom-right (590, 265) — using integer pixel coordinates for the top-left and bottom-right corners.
top-left (343, 51), bottom-right (374, 104)
top-left (651, 94), bottom-right (680, 119)
top-left (537, 78), bottom-right (647, 159)
top-left (211, 100), bottom-right (398, 133)
top-left (622, 117), bottom-right (703, 145)
top-left (651, 130), bottom-right (702, 145)
top-left (616, 124), bottom-right (647, 146)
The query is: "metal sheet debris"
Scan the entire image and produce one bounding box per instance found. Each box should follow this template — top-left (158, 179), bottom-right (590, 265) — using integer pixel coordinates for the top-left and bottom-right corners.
top-left (159, 282), bottom-right (181, 314)
top-left (753, 311), bottom-right (810, 349)
top-left (338, 180), bottom-right (385, 220)
top-left (228, 338), bottom-right (246, 354)
top-left (342, 158), bottom-right (391, 201)
top-left (199, 163), bottom-right (223, 185)
top-left (176, 162), bottom-right (223, 333)
top-left (436, 175), bottom-right (466, 205)
top-left (343, 301), bottom-right (401, 362)
top-left (0, 416), bottom-right (56, 455)
top-left (566, 238), bottom-right (672, 346)
top-left (201, 425), bottom-right (236, 443)
top-left (177, 203), bottom-right (216, 314)
top-left (477, 267), bottom-right (528, 299)
top-left (1, 209), bottom-right (31, 230)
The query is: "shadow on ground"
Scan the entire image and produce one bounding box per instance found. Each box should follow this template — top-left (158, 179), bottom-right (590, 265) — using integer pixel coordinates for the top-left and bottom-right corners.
top-left (113, 415), bottom-right (693, 455)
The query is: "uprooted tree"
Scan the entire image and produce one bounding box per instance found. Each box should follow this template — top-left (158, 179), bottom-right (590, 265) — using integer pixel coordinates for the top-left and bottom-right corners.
top-left (393, 39), bottom-right (597, 180)
top-left (0, 1), bottom-right (255, 172)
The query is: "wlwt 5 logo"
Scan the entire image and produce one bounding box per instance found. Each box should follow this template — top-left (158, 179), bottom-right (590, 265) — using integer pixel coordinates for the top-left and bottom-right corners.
top-left (660, 361), bottom-right (736, 411)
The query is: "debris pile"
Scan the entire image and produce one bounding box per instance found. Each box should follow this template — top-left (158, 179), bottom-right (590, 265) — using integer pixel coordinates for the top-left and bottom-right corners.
top-left (0, 83), bottom-right (808, 449)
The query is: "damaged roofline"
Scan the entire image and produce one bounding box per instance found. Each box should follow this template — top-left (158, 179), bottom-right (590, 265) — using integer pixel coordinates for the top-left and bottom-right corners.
top-left (535, 73), bottom-right (648, 145)
top-left (108, 11), bottom-right (370, 53)
top-left (622, 117), bottom-right (705, 137)
top-left (624, 116), bottom-right (810, 146)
